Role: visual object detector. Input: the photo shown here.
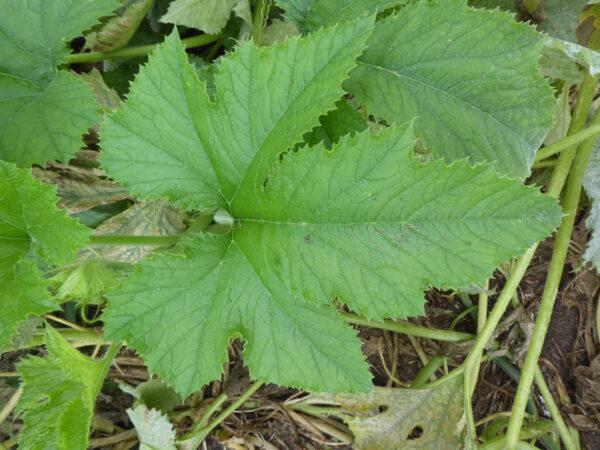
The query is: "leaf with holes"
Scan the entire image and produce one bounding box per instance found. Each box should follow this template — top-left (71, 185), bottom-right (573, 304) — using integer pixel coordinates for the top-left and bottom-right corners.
top-left (312, 377), bottom-right (475, 449)
top-left (99, 24), bottom-right (561, 396)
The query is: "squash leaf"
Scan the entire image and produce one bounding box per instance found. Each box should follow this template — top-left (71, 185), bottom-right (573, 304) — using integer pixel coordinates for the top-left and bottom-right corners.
top-left (0, 0), bottom-right (120, 166)
top-left (0, 161), bottom-right (91, 348)
top-left (345, 0), bottom-right (556, 179)
top-left (100, 24), bottom-right (561, 396)
top-left (16, 326), bottom-right (120, 450)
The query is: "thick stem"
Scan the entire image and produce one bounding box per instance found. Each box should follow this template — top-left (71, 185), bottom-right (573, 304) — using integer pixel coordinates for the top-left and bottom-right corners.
top-left (340, 312), bottom-right (473, 342)
top-left (506, 104), bottom-right (600, 449)
top-left (64, 33), bottom-right (220, 64)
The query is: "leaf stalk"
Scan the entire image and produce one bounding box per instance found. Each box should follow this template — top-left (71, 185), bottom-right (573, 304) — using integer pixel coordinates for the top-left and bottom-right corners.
top-left (64, 33), bottom-right (220, 64)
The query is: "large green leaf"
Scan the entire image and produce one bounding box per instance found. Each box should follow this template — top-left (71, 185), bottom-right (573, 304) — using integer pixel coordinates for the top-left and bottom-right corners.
top-left (16, 326), bottom-right (120, 450)
top-left (0, 161), bottom-right (91, 347)
top-left (0, 0), bottom-right (120, 166)
top-left (345, 0), bottom-right (555, 179)
top-left (276, 0), bottom-right (408, 34)
top-left (100, 26), bottom-right (561, 396)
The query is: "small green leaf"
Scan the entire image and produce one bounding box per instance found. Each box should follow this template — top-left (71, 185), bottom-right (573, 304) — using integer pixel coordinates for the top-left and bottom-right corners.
top-left (16, 326), bottom-right (120, 450)
top-left (0, 161), bottom-right (91, 347)
top-left (345, 0), bottom-right (556, 179)
top-left (135, 378), bottom-right (183, 412)
top-left (313, 377), bottom-right (475, 449)
top-left (277, 0), bottom-right (408, 34)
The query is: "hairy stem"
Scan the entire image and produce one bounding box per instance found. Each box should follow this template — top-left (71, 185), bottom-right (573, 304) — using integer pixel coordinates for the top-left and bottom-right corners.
top-left (506, 101), bottom-right (600, 449)
top-left (65, 33), bottom-right (220, 64)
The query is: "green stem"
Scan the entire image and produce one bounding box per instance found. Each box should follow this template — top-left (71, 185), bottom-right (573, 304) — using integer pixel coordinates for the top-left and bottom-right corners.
top-left (193, 393), bottom-right (228, 432)
top-left (2, 328), bottom-right (102, 352)
top-left (463, 246), bottom-right (538, 438)
top-left (450, 306), bottom-right (478, 331)
top-left (534, 123), bottom-right (600, 162)
top-left (179, 380), bottom-right (264, 444)
top-left (252, 0), bottom-right (269, 45)
top-left (506, 104), bottom-right (600, 449)
top-left (531, 159), bottom-right (557, 169)
top-left (88, 235), bottom-right (182, 246)
top-left (411, 355), bottom-right (444, 388)
top-left (340, 312), bottom-right (473, 342)
top-left (481, 421), bottom-right (555, 450)
top-left (0, 388), bottom-right (22, 424)
top-left (478, 281), bottom-right (489, 333)
top-left (534, 366), bottom-right (578, 450)
top-left (64, 33), bottom-right (220, 64)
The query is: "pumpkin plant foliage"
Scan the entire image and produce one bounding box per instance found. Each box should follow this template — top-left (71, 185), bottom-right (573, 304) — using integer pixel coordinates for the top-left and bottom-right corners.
top-left (0, 161), bottom-right (90, 349)
top-left (100, 22), bottom-right (562, 395)
top-left (0, 0), bottom-right (120, 167)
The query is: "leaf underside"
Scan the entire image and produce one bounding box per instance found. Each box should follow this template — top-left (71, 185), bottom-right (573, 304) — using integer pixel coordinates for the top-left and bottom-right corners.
top-left (345, 0), bottom-right (556, 179)
top-left (0, 161), bottom-right (90, 348)
top-left (100, 22), bottom-right (561, 396)
top-left (0, 0), bottom-right (119, 166)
